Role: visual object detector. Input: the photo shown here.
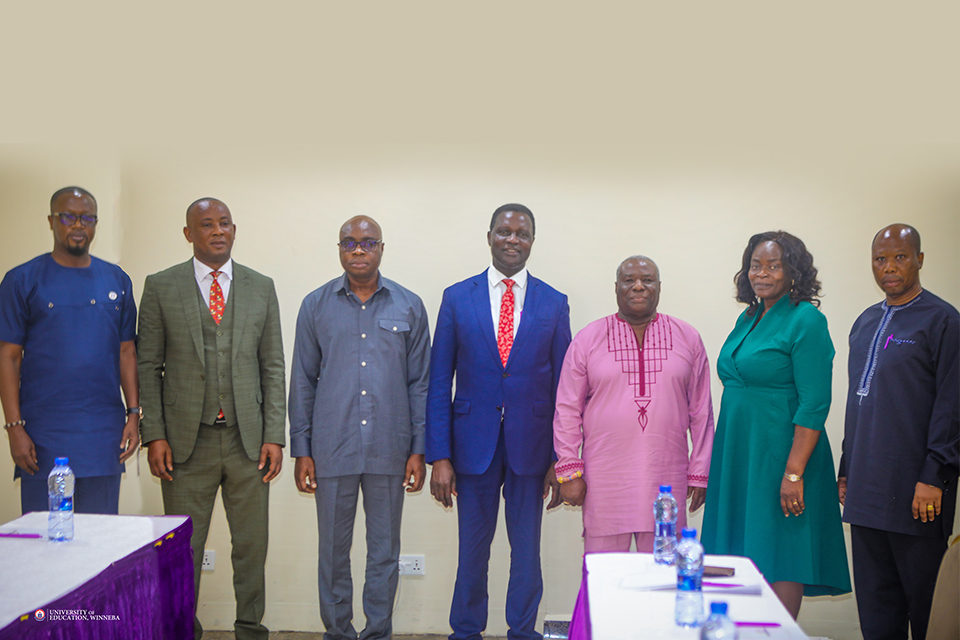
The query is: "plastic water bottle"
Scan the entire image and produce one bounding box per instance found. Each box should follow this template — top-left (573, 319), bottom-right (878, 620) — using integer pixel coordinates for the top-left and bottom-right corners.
top-left (701, 602), bottom-right (738, 639)
top-left (675, 528), bottom-right (704, 627)
top-left (653, 484), bottom-right (678, 564)
top-left (48, 457), bottom-right (75, 542)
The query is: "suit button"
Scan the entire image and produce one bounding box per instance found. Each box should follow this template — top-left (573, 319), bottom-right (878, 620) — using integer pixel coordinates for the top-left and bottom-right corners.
top-left (496, 406), bottom-right (502, 412)
top-left (217, 331), bottom-right (223, 336)
top-left (361, 333), bottom-right (367, 339)
top-left (502, 372), bottom-right (509, 378)
top-left (219, 394), bottom-right (225, 400)
top-left (361, 420), bottom-right (367, 425)
top-left (218, 351), bottom-right (224, 356)
top-left (219, 373), bottom-right (224, 378)
top-left (200, 374), bottom-right (205, 380)
top-left (361, 390), bottom-right (366, 396)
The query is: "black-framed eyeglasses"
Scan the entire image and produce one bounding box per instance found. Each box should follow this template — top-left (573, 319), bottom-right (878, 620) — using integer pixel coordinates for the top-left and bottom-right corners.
top-left (53, 212), bottom-right (99, 228)
top-left (338, 239), bottom-right (382, 252)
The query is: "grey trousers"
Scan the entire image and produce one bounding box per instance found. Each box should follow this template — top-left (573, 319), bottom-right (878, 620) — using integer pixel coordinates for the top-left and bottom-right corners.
top-left (162, 422), bottom-right (270, 640)
top-left (315, 473), bottom-right (405, 640)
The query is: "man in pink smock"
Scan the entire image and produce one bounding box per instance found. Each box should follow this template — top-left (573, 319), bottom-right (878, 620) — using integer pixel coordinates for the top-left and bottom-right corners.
top-left (554, 255), bottom-right (715, 552)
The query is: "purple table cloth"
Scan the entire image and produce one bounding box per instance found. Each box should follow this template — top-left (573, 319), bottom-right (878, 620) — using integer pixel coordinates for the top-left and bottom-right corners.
top-left (0, 515), bottom-right (194, 640)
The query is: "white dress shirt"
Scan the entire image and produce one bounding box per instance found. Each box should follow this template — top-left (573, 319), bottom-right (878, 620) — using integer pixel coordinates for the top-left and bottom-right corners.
top-left (487, 264), bottom-right (527, 340)
top-left (193, 257), bottom-right (234, 307)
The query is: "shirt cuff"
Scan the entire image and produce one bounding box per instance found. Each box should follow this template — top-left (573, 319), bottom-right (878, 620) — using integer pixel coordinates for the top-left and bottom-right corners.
top-left (687, 474), bottom-right (708, 488)
top-left (919, 457), bottom-right (949, 490)
top-left (290, 434), bottom-right (312, 458)
top-left (556, 460), bottom-right (584, 480)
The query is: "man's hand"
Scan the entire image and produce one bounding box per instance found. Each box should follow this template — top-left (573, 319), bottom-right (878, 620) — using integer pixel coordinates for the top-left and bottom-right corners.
top-left (837, 476), bottom-right (847, 505)
top-left (258, 443), bottom-right (283, 482)
top-left (7, 424), bottom-right (38, 475)
top-left (912, 482), bottom-right (943, 522)
top-left (294, 456), bottom-right (317, 494)
top-left (118, 414), bottom-right (140, 463)
top-left (403, 454), bottom-right (426, 493)
top-left (544, 462), bottom-right (563, 510)
top-left (559, 476), bottom-right (586, 507)
top-left (430, 458), bottom-right (457, 508)
top-left (147, 439), bottom-right (174, 481)
top-left (687, 486), bottom-right (706, 513)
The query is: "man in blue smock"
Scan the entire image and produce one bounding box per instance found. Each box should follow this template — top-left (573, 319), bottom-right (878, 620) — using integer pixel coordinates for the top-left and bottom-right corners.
top-left (0, 186), bottom-right (140, 514)
top-left (839, 224), bottom-right (959, 640)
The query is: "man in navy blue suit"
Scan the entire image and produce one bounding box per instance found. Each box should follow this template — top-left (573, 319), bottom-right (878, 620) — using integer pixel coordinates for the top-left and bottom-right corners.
top-left (427, 203), bottom-right (572, 640)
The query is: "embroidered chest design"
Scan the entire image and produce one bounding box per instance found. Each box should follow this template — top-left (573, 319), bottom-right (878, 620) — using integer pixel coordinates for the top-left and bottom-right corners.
top-left (606, 315), bottom-right (674, 430)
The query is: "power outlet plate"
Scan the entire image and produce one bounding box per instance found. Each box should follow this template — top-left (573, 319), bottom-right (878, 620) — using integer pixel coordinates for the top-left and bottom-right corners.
top-left (202, 550), bottom-right (215, 571)
top-left (398, 554), bottom-right (425, 576)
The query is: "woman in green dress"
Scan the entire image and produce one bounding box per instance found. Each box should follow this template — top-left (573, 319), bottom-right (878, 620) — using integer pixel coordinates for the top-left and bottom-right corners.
top-left (701, 231), bottom-right (851, 619)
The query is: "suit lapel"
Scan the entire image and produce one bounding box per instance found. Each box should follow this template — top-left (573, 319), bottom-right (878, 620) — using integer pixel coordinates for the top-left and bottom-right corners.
top-left (231, 265), bottom-right (249, 363)
top-left (470, 273), bottom-right (502, 367)
top-left (176, 261), bottom-right (205, 364)
top-left (508, 275), bottom-right (540, 367)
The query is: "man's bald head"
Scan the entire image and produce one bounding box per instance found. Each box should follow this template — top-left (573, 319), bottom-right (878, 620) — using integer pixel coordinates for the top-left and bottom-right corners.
top-left (873, 224), bottom-right (921, 255)
top-left (340, 215), bottom-right (382, 240)
top-left (186, 197), bottom-right (229, 224)
top-left (616, 255), bottom-right (660, 281)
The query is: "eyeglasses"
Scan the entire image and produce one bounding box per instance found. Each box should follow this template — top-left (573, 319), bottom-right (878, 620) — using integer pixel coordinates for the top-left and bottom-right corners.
top-left (53, 212), bottom-right (99, 228)
top-left (338, 239), bottom-right (382, 252)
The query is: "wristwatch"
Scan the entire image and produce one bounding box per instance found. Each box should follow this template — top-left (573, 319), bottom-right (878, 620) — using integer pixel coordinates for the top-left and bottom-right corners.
top-left (783, 473), bottom-right (803, 482)
top-left (126, 407), bottom-right (141, 415)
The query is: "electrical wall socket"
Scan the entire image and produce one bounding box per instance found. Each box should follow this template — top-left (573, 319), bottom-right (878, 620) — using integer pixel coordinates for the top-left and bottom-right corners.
top-left (398, 554), bottom-right (425, 576)
top-left (202, 550), bottom-right (215, 571)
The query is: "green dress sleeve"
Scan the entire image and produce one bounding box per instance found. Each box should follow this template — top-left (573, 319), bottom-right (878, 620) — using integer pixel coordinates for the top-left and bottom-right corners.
top-left (789, 304), bottom-right (835, 431)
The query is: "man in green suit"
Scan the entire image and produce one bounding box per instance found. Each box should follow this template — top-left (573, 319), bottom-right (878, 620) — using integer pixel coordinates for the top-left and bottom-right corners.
top-left (138, 197), bottom-right (286, 640)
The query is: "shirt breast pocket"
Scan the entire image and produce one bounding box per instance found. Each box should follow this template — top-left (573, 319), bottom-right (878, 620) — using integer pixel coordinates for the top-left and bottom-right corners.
top-left (378, 319), bottom-right (411, 336)
top-left (378, 319), bottom-right (411, 357)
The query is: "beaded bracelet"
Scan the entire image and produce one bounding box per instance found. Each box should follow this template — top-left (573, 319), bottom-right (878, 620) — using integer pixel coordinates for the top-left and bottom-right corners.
top-left (3, 419), bottom-right (25, 431)
top-left (557, 470), bottom-right (583, 484)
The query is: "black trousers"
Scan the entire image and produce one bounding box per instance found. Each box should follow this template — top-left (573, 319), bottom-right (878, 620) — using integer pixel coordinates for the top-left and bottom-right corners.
top-left (851, 524), bottom-right (947, 640)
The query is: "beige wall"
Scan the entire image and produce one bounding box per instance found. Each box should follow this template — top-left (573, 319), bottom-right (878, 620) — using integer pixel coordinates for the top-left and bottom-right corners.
top-left (1, 144), bottom-right (958, 639)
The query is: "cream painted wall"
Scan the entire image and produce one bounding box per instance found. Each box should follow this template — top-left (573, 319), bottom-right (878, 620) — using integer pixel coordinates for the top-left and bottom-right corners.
top-left (1, 144), bottom-right (958, 640)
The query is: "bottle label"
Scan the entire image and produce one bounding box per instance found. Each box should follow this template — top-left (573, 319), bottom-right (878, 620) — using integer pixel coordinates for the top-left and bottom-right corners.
top-left (58, 497), bottom-right (73, 512)
top-left (677, 573), bottom-right (703, 591)
top-left (655, 523), bottom-right (675, 538)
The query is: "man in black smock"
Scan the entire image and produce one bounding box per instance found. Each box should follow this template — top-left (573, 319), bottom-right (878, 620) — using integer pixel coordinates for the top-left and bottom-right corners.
top-left (838, 224), bottom-right (959, 640)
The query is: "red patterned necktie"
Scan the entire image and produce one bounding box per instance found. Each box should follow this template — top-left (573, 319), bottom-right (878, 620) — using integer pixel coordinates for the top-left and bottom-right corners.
top-left (209, 271), bottom-right (224, 324)
top-left (209, 271), bottom-right (225, 421)
top-left (497, 278), bottom-right (516, 366)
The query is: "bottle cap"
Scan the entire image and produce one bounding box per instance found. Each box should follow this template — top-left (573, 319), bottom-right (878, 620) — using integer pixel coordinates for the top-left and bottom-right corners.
top-left (681, 528), bottom-right (697, 538)
top-left (710, 602), bottom-right (728, 615)
top-left (659, 484), bottom-right (671, 493)
top-left (54, 457), bottom-right (69, 466)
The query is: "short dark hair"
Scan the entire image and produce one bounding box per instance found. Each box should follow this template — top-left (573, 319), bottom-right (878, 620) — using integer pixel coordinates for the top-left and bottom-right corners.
top-left (490, 203), bottom-right (535, 236)
top-left (50, 186), bottom-right (97, 211)
top-left (735, 231), bottom-right (822, 316)
top-left (873, 224), bottom-right (921, 254)
top-left (185, 197), bottom-right (227, 223)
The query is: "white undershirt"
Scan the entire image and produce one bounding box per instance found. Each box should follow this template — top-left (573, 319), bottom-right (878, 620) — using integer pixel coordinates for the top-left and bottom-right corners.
top-left (487, 264), bottom-right (527, 339)
top-left (193, 257), bottom-right (234, 307)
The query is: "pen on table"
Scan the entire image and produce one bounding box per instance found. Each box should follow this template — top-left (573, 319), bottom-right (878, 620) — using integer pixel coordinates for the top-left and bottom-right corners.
top-left (702, 581), bottom-right (745, 588)
top-left (0, 532), bottom-right (43, 539)
top-left (735, 622), bottom-right (782, 628)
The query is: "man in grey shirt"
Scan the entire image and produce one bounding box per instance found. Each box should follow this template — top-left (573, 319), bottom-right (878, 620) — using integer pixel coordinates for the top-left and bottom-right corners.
top-left (289, 215), bottom-right (430, 640)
